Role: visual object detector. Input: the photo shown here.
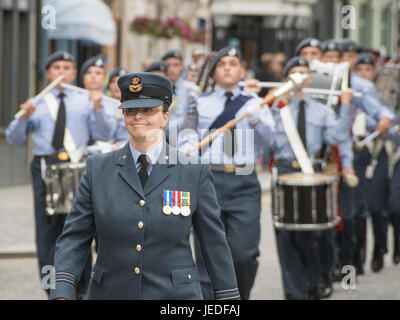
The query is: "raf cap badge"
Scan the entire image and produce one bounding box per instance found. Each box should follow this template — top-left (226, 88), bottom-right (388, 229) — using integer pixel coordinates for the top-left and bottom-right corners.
top-left (95, 58), bottom-right (103, 67)
top-left (228, 48), bottom-right (237, 56)
top-left (129, 76), bottom-right (143, 93)
top-left (310, 39), bottom-right (320, 47)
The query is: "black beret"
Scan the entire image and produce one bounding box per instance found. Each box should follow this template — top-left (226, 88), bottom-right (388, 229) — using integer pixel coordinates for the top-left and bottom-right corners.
top-left (109, 67), bottom-right (128, 81)
top-left (294, 37), bottom-right (321, 56)
top-left (45, 50), bottom-right (75, 69)
top-left (321, 39), bottom-right (341, 53)
top-left (209, 46), bottom-right (242, 76)
top-left (161, 50), bottom-right (183, 61)
top-left (80, 54), bottom-right (107, 82)
top-left (117, 72), bottom-right (173, 109)
top-left (145, 60), bottom-right (168, 73)
top-left (283, 56), bottom-right (309, 78)
top-left (339, 38), bottom-right (360, 53)
top-left (356, 52), bottom-right (376, 66)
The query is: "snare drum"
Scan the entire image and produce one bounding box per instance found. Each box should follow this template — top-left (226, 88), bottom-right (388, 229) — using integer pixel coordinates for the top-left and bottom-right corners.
top-left (272, 172), bottom-right (340, 231)
top-left (44, 162), bottom-right (86, 215)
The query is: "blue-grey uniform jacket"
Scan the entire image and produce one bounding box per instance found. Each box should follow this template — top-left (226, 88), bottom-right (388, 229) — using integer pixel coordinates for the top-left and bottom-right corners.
top-left (49, 142), bottom-right (239, 300)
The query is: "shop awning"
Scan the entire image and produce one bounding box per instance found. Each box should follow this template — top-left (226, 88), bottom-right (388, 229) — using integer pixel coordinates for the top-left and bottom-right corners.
top-left (211, 0), bottom-right (313, 17)
top-left (44, 0), bottom-right (116, 46)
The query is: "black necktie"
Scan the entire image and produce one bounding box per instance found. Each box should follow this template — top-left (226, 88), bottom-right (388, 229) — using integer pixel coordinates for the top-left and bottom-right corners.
top-left (223, 91), bottom-right (236, 158)
top-left (52, 92), bottom-right (66, 152)
top-left (297, 99), bottom-right (307, 147)
top-left (137, 154), bottom-right (149, 188)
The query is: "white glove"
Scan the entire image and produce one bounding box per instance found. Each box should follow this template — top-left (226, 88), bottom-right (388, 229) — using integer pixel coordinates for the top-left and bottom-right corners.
top-left (247, 102), bottom-right (261, 126)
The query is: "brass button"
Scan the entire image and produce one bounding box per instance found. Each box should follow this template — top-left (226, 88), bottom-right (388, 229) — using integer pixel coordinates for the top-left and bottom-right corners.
top-left (138, 221), bottom-right (144, 229)
top-left (136, 244), bottom-right (142, 252)
top-left (134, 267), bottom-right (140, 275)
top-left (139, 200), bottom-right (145, 207)
top-left (91, 271), bottom-right (95, 278)
top-left (187, 274), bottom-right (192, 280)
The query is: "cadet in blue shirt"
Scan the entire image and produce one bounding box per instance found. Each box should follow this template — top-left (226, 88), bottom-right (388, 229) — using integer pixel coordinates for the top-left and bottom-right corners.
top-left (271, 56), bottom-right (354, 300)
top-left (49, 72), bottom-right (239, 300)
top-left (5, 51), bottom-right (113, 298)
top-left (161, 50), bottom-right (200, 145)
top-left (339, 40), bottom-right (394, 273)
top-left (80, 57), bottom-right (129, 154)
top-left (180, 46), bottom-right (275, 300)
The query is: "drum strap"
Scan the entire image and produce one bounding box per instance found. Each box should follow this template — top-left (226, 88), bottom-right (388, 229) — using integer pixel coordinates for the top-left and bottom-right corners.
top-left (280, 102), bottom-right (314, 174)
top-left (388, 142), bottom-right (400, 178)
top-left (365, 139), bottom-right (384, 179)
top-left (43, 92), bottom-right (86, 163)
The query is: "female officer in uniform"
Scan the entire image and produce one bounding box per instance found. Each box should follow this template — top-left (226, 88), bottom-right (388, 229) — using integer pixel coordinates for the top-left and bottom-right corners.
top-left (50, 72), bottom-right (240, 300)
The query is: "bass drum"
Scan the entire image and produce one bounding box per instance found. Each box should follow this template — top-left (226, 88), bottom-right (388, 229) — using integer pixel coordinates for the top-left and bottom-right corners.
top-left (44, 161), bottom-right (87, 215)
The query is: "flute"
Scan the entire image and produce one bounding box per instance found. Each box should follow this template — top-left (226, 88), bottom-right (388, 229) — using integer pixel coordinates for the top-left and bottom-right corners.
top-left (239, 81), bottom-right (363, 97)
top-left (60, 83), bottom-right (120, 105)
top-left (186, 73), bottom-right (309, 154)
top-left (14, 75), bottom-right (65, 119)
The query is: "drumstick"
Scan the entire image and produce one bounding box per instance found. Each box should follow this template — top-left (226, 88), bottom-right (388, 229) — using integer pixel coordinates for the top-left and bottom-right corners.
top-left (14, 75), bottom-right (65, 119)
top-left (60, 83), bottom-right (120, 105)
top-left (355, 124), bottom-right (400, 149)
top-left (186, 74), bottom-right (308, 154)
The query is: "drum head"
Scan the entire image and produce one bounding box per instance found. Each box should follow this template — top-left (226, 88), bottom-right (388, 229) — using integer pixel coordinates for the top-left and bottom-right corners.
top-left (278, 172), bottom-right (337, 186)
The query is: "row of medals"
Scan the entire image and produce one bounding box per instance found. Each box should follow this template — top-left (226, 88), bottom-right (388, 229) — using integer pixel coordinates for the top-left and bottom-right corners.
top-left (163, 205), bottom-right (191, 217)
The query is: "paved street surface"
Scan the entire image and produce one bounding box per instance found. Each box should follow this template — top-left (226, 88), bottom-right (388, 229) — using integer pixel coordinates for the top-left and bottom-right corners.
top-left (0, 169), bottom-right (399, 300)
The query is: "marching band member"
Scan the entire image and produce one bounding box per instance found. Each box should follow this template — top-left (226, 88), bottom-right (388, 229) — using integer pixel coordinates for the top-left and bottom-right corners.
top-left (339, 39), bottom-right (394, 273)
top-left (271, 56), bottom-right (353, 299)
top-left (161, 50), bottom-right (200, 145)
top-left (81, 56), bottom-right (128, 154)
top-left (5, 51), bottom-right (113, 298)
top-left (321, 39), bottom-right (342, 64)
top-left (180, 46), bottom-right (275, 300)
top-left (49, 72), bottom-right (240, 300)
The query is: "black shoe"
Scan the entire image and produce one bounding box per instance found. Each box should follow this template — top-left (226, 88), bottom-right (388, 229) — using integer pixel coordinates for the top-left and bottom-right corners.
top-left (355, 263), bottom-right (364, 275)
top-left (330, 266), bottom-right (343, 282)
top-left (306, 285), bottom-right (324, 300)
top-left (371, 251), bottom-right (384, 272)
top-left (393, 251), bottom-right (400, 265)
top-left (318, 276), bottom-right (333, 299)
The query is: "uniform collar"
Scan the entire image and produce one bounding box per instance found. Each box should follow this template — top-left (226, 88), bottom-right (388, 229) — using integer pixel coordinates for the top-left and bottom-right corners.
top-left (129, 140), bottom-right (164, 166)
top-left (215, 86), bottom-right (241, 100)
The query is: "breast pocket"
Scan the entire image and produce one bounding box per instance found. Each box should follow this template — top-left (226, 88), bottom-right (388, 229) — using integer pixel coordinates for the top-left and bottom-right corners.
top-left (171, 266), bottom-right (199, 285)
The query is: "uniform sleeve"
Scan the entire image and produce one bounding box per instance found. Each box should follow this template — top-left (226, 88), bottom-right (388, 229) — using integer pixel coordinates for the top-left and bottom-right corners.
top-left (323, 104), bottom-right (352, 145)
top-left (49, 158), bottom-right (96, 300)
top-left (338, 139), bottom-right (354, 169)
top-left (192, 164), bottom-right (240, 300)
top-left (249, 100), bottom-right (275, 149)
top-left (353, 86), bottom-right (394, 121)
top-left (88, 100), bottom-right (116, 142)
top-left (5, 118), bottom-right (30, 146)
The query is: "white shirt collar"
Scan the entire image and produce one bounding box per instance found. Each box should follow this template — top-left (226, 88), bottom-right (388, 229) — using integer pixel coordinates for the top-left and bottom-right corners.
top-left (129, 140), bottom-right (164, 166)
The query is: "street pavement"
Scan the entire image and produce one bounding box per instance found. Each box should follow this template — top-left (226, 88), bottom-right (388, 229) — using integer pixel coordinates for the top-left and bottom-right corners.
top-left (0, 169), bottom-right (399, 300)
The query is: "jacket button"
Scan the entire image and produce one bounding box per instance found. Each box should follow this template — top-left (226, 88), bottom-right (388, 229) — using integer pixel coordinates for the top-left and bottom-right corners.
top-left (136, 244), bottom-right (142, 252)
top-left (134, 267), bottom-right (140, 275)
top-left (187, 274), bottom-right (192, 280)
top-left (91, 271), bottom-right (95, 278)
top-left (139, 200), bottom-right (145, 207)
top-left (138, 221), bottom-right (144, 229)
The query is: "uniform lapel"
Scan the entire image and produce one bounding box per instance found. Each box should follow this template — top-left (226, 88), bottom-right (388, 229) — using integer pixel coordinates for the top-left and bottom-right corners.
top-left (144, 143), bottom-right (175, 196)
top-left (116, 143), bottom-right (145, 199)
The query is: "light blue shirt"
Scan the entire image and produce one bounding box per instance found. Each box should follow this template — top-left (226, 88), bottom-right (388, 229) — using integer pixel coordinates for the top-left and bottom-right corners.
top-left (129, 141), bottom-right (164, 175)
top-left (351, 73), bottom-right (394, 121)
top-left (6, 88), bottom-right (114, 156)
top-left (271, 95), bottom-right (352, 163)
top-left (168, 78), bottom-right (199, 132)
top-left (179, 86), bottom-right (275, 165)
